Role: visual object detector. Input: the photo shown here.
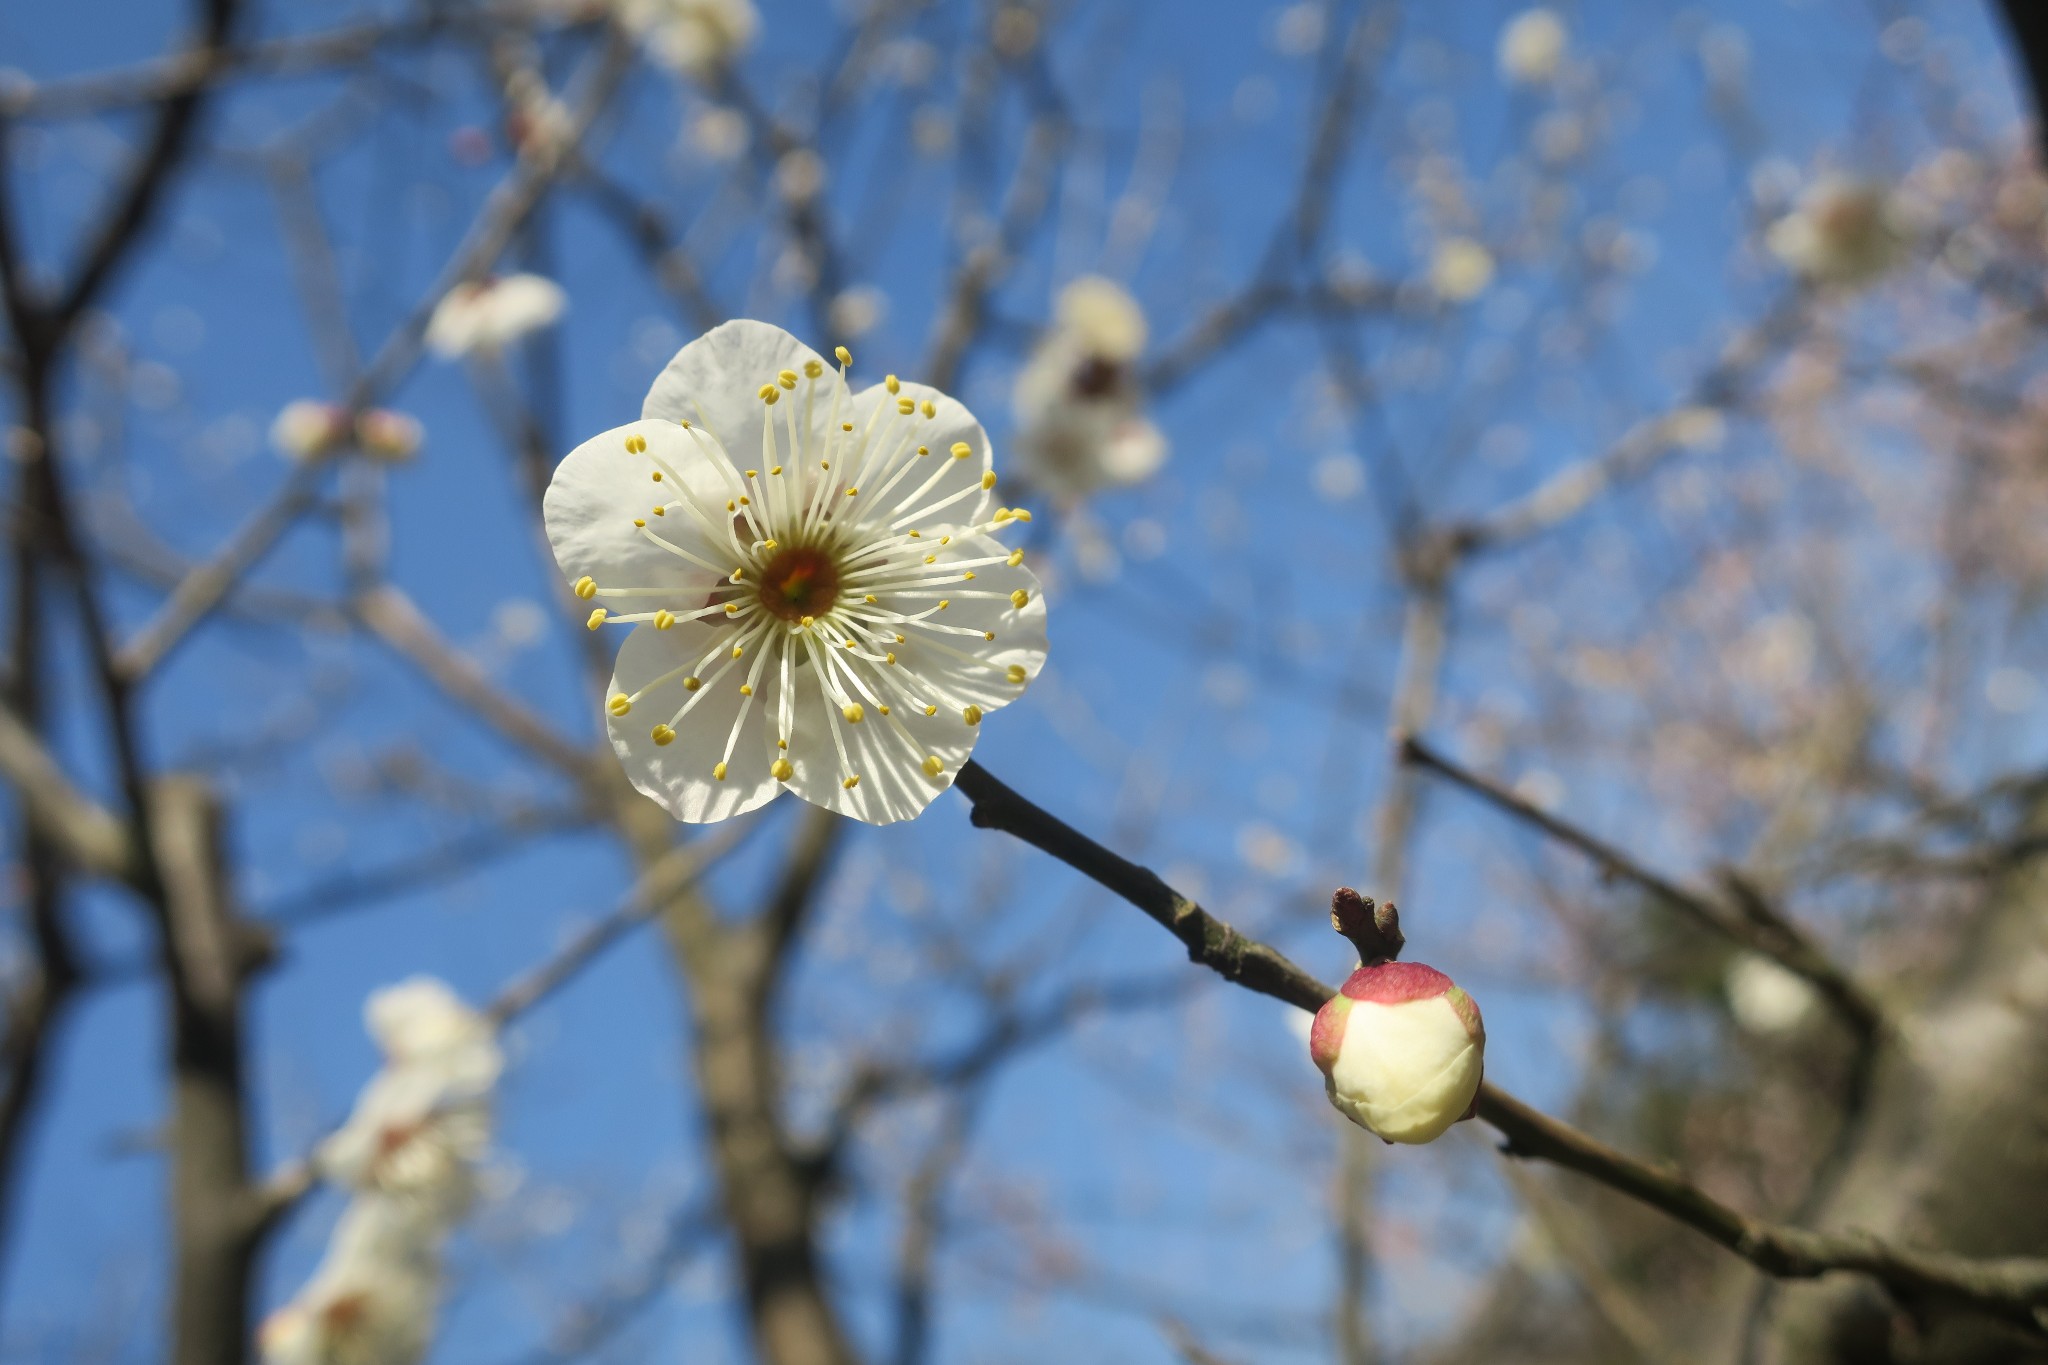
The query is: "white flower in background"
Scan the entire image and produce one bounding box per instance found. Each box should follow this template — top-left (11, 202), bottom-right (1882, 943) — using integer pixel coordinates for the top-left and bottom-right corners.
top-left (1765, 177), bottom-right (1910, 288)
top-left (1429, 237), bottom-right (1495, 302)
top-left (1012, 276), bottom-right (1167, 502)
top-left (271, 401), bottom-right (422, 464)
top-left (424, 274), bottom-right (566, 359)
top-left (1498, 8), bottom-right (1567, 85)
top-left (258, 1198), bottom-right (442, 1365)
top-left (1310, 961), bottom-right (1486, 1144)
top-left (319, 979), bottom-right (501, 1213)
top-left (618, 0), bottom-right (758, 77)
top-left (545, 321), bottom-right (1049, 825)
top-left (1725, 953), bottom-right (1819, 1035)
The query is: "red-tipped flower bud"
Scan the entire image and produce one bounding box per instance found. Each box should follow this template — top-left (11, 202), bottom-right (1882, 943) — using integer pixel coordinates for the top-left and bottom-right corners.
top-left (1309, 961), bottom-right (1486, 1144)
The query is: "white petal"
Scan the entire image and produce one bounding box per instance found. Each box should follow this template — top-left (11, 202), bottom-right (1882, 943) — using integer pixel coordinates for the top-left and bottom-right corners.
top-left (885, 532), bottom-right (1046, 718)
top-left (608, 622), bottom-right (783, 823)
top-left (777, 643), bottom-right (975, 824)
top-left (642, 320), bottom-right (842, 475)
top-left (1328, 996), bottom-right (1483, 1144)
top-left (1098, 416), bottom-right (1168, 486)
top-left (853, 380), bottom-right (994, 528)
top-left (544, 419), bottom-right (735, 593)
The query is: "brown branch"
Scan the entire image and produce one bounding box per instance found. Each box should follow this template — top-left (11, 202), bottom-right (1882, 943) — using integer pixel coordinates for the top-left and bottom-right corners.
top-left (1397, 734), bottom-right (1883, 1041)
top-left (950, 759), bottom-right (2048, 1336)
top-left (0, 697), bottom-right (143, 883)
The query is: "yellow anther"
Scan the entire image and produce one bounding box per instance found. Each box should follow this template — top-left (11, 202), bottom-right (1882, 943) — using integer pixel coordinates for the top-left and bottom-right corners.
top-left (896, 397), bottom-right (915, 415)
top-left (652, 470), bottom-right (663, 482)
top-left (725, 500), bottom-right (735, 511)
top-left (1013, 509), bottom-right (1033, 522)
top-left (769, 466), bottom-right (782, 476)
top-left (843, 774), bottom-right (861, 790)
top-left (964, 571), bottom-right (977, 580)
top-left (821, 459), bottom-right (832, 470)
top-left (762, 539), bottom-right (778, 550)
top-left (573, 576), bottom-right (597, 599)
top-left (842, 422), bottom-right (853, 432)
top-left (777, 738), bottom-right (788, 750)
top-left (835, 345), bottom-right (852, 366)
top-left (608, 694), bottom-right (632, 716)
top-left (917, 445), bottom-right (930, 456)
top-left (922, 755), bottom-right (943, 778)
top-left (654, 610), bottom-right (676, 630)
top-left (759, 384), bottom-right (780, 405)
top-left (885, 374), bottom-right (901, 394)
top-left (951, 442), bottom-right (972, 459)
top-left (963, 705), bottom-right (983, 726)
top-left (846, 487), bottom-right (859, 497)
top-left (895, 633), bottom-right (906, 643)
top-left (652, 725), bottom-right (676, 746)
top-left (800, 615), bottom-right (815, 627)
top-left (1006, 664), bottom-right (1027, 684)
top-left (920, 400), bottom-right (935, 418)
top-left (684, 676), bottom-right (702, 691)
top-left (981, 470), bottom-right (997, 490)
top-left (772, 758), bottom-right (794, 780)
top-left (879, 704), bottom-right (891, 716)
top-left (885, 652), bottom-right (897, 665)
top-left (746, 469), bottom-right (758, 478)
top-left (634, 518), bottom-right (646, 528)
top-left (739, 684), bottom-right (753, 696)
top-left (625, 433), bottom-right (648, 454)
top-left (940, 536), bottom-right (951, 544)
top-left (982, 631), bottom-right (994, 640)
top-left (777, 369), bottom-right (798, 390)
top-left (586, 608), bottom-right (608, 630)
top-left (731, 567), bottom-right (746, 582)
top-left (804, 359), bottom-right (824, 378)
top-left (1007, 549), bottom-right (1024, 567)
top-left (924, 704), bottom-right (938, 716)
top-left (738, 495), bottom-right (750, 506)
top-left (713, 762), bottom-right (729, 780)
top-left (937, 599), bottom-right (951, 610)
top-left (653, 505), bottom-right (667, 516)
top-left (864, 594), bottom-right (878, 604)
top-left (843, 639), bottom-right (854, 649)
top-left (724, 604), bottom-right (740, 617)
top-left (908, 530), bottom-right (922, 538)
top-left (842, 704), bottom-right (865, 723)
top-left (732, 644), bottom-right (745, 658)
top-left (680, 420), bottom-right (691, 429)
top-left (925, 554), bottom-right (938, 564)
top-left (993, 508), bottom-right (1012, 524)
top-left (1010, 588), bottom-right (1030, 608)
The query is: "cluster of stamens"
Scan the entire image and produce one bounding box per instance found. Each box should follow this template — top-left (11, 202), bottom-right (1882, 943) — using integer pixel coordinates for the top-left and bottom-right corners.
top-left (576, 347), bottom-right (1035, 794)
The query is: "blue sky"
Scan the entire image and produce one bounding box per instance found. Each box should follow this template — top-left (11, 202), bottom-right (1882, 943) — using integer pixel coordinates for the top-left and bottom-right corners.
top-left (0, 0), bottom-right (2029, 1360)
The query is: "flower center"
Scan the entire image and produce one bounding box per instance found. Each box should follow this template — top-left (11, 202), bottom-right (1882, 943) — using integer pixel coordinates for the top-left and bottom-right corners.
top-left (756, 544), bottom-right (841, 621)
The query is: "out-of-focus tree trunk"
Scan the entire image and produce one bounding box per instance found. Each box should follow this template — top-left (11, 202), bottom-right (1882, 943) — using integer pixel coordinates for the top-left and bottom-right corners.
top-left (1765, 850), bottom-right (2048, 1363)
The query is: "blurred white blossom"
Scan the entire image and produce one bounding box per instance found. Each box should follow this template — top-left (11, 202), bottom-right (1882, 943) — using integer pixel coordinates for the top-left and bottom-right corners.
top-left (1766, 177), bottom-right (1911, 288)
top-left (1012, 276), bottom-right (1168, 502)
top-left (425, 274), bottom-right (566, 359)
top-left (259, 1197), bottom-right (443, 1365)
top-left (271, 401), bottom-right (421, 464)
top-left (1498, 9), bottom-right (1567, 86)
top-left (617, 0), bottom-right (757, 77)
top-left (1429, 237), bottom-right (1495, 302)
top-left (1726, 953), bottom-right (1819, 1034)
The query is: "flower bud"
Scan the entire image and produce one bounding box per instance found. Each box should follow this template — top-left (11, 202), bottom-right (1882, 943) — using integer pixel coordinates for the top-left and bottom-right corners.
top-left (1309, 960), bottom-right (1485, 1145)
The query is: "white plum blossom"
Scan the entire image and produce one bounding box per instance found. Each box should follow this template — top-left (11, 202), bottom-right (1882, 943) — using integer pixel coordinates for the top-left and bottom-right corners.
top-left (1498, 8), bottom-right (1567, 86)
top-left (1766, 177), bottom-right (1911, 288)
top-left (1726, 953), bottom-right (1819, 1035)
top-left (271, 401), bottom-right (422, 464)
top-left (544, 321), bottom-right (1049, 825)
top-left (424, 274), bottom-right (566, 359)
top-left (1429, 237), bottom-right (1496, 302)
top-left (1012, 276), bottom-right (1167, 502)
top-left (317, 979), bottom-right (501, 1215)
top-left (1310, 961), bottom-right (1486, 1144)
top-left (616, 0), bottom-right (758, 77)
top-left (258, 1197), bottom-right (443, 1365)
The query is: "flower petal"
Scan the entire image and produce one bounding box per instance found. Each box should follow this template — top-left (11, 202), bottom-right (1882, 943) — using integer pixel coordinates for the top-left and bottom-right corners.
top-left (608, 622), bottom-right (783, 823)
top-left (544, 419), bottom-right (737, 595)
top-left (852, 381), bottom-right (994, 529)
top-left (886, 532), bottom-right (1046, 718)
top-left (778, 645), bottom-right (976, 824)
top-left (642, 320), bottom-right (843, 477)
